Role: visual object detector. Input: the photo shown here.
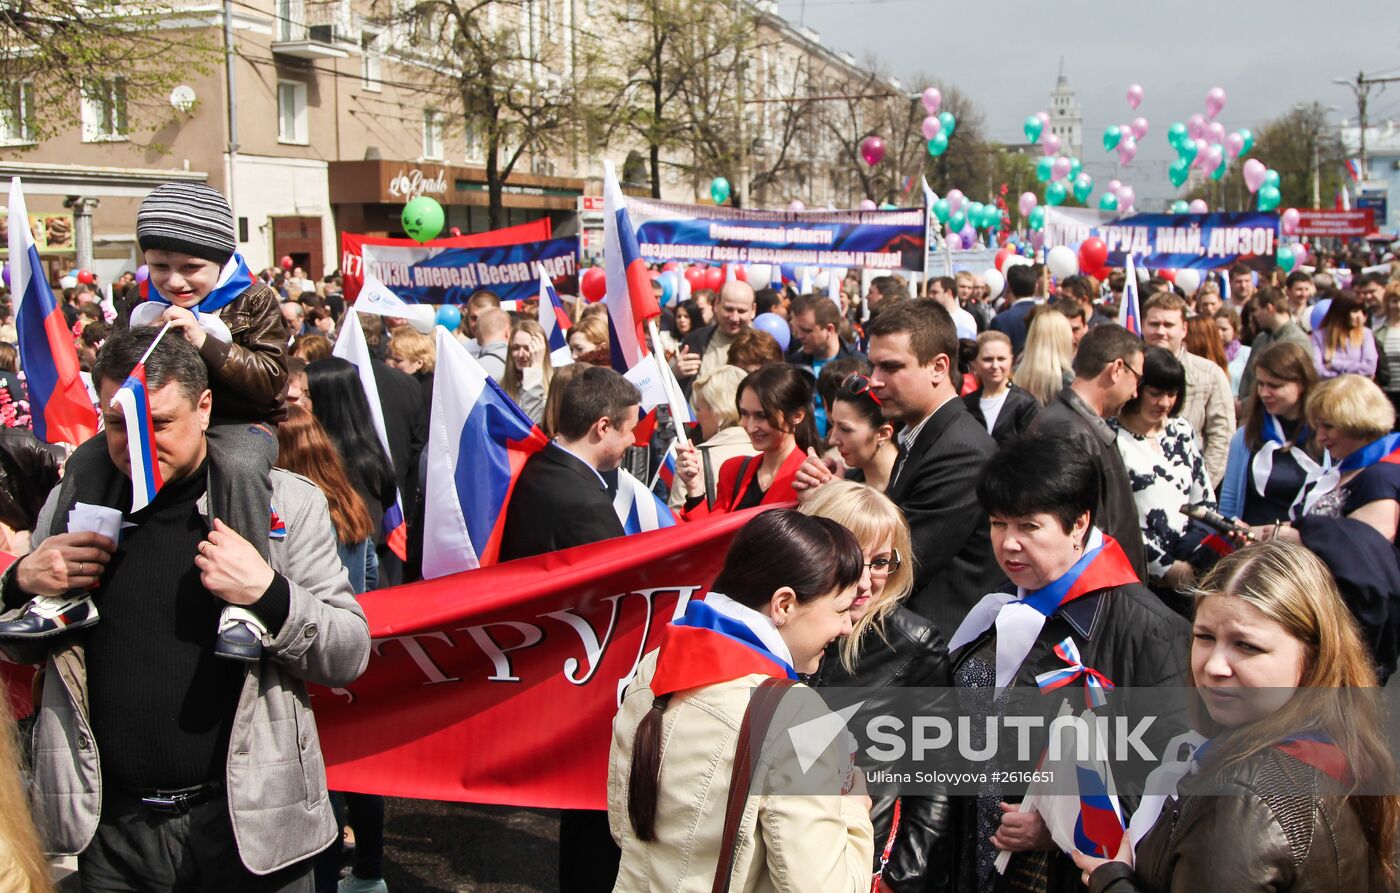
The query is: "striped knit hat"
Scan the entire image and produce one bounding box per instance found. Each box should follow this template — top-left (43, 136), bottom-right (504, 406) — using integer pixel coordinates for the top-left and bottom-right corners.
top-left (137, 183), bottom-right (236, 265)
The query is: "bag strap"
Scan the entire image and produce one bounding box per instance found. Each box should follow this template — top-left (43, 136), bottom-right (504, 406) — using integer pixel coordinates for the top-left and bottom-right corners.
top-left (731, 455), bottom-right (757, 507)
top-left (701, 447), bottom-right (718, 510)
top-left (713, 677), bottom-right (794, 893)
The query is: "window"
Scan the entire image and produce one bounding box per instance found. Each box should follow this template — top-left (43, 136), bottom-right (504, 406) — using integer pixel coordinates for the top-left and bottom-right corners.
top-left (278, 81), bottom-right (308, 144)
top-left (276, 0), bottom-right (305, 41)
top-left (0, 82), bottom-right (35, 145)
top-left (81, 78), bottom-right (127, 142)
top-left (464, 120), bottom-right (484, 163)
top-left (422, 110), bottom-right (443, 160)
top-left (361, 31), bottom-right (382, 91)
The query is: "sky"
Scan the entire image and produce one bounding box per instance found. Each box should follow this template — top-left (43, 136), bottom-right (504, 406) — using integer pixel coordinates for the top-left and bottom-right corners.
top-left (773, 0), bottom-right (1400, 207)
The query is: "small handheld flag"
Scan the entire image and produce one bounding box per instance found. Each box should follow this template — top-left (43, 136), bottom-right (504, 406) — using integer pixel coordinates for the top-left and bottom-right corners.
top-left (614, 468), bottom-right (677, 535)
top-left (110, 323), bottom-right (173, 511)
top-left (537, 265), bottom-right (574, 367)
top-left (1122, 255), bottom-right (1142, 337)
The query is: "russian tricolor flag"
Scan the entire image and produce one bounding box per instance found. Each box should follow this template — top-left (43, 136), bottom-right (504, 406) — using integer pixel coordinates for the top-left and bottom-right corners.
top-left (649, 442), bottom-right (676, 497)
top-left (8, 178), bottom-right (98, 445)
top-left (422, 326), bottom-right (549, 578)
top-left (331, 309), bottom-right (409, 560)
top-left (110, 324), bottom-right (172, 511)
top-left (613, 467), bottom-right (676, 535)
top-left (537, 265), bottom-right (573, 368)
top-left (602, 160), bottom-right (661, 374)
top-left (1122, 254), bottom-right (1142, 338)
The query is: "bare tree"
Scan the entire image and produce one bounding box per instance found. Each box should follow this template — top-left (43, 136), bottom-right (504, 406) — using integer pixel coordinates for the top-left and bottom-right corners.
top-left (1188, 102), bottom-right (1346, 212)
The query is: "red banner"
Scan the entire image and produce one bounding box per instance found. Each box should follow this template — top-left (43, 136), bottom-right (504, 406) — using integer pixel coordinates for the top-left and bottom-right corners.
top-left (341, 218), bottom-right (553, 303)
top-left (1295, 209), bottom-right (1375, 238)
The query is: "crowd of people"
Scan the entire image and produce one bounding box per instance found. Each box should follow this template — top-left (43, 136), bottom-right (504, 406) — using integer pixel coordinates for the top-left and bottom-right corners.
top-left (0, 179), bottom-right (1395, 893)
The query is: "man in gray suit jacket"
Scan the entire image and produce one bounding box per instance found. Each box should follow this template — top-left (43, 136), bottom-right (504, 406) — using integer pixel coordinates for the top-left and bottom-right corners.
top-left (0, 328), bottom-right (369, 890)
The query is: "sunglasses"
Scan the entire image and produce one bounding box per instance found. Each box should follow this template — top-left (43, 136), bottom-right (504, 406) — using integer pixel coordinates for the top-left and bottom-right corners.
top-left (841, 373), bottom-right (882, 405)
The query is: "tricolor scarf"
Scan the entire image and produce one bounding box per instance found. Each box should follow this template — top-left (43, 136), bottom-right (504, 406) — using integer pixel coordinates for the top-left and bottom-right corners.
top-left (1251, 413), bottom-right (1323, 516)
top-left (649, 593), bottom-right (797, 697)
top-left (1299, 432), bottom-right (1400, 517)
top-left (142, 253), bottom-right (257, 314)
top-left (949, 529), bottom-right (1140, 689)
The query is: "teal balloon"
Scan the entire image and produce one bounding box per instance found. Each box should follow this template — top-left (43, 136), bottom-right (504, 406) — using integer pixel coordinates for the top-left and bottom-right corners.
top-left (1024, 115), bottom-right (1043, 144)
top-left (1177, 139), bottom-right (1198, 164)
top-left (401, 196), bottom-right (445, 242)
top-left (1169, 158), bottom-right (1190, 188)
top-left (1211, 155), bottom-right (1227, 182)
top-left (948, 211), bottom-right (967, 233)
top-left (966, 202), bottom-right (985, 225)
top-left (926, 133), bottom-right (949, 156)
top-left (1098, 193), bottom-right (1119, 212)
top-left (709, 176), bottom-right (731, 204)
top-left (1035, 156), bottom-right (1054, 184)
top-left (1239, 129), bottom-right (1255, 154)
top-left (1028, 206), bottom-right (1046, 231)
top-left (1046, 181), bottom-right (1068, 206)
top-left (932, 198), bottom-right (951, 223)
top-left (1258, 185), bottom-right (1281, 212)
top-left (1170, 200), bottom-right (1190, 214)
top-left (1263, 169), bottom-right (1281, 190)
top-left (1167, 122), bottom-right (1188, 149)
top-left (1072, 173), bottom-right (1093, 204)
top-left (938, 111), bottom-right (956, 139)
top-left (1277, 245), bottom-right (1296, 273)
top-left (1069, 157), bottom-right (1082, 180)
top-left (878, 202), bottom-right (897, 210)
top-left (1103, 125), bottom-right (1121, 153)
top-left (984, 206), bottom-right (1004, 229)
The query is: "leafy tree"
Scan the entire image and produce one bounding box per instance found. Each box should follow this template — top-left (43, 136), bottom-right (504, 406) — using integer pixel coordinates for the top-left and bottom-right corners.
top-left (1188, 102), bottom-right (1346, 212)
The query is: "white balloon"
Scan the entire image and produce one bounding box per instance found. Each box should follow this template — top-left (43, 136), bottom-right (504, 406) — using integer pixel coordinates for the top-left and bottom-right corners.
top-left (1003, 256), bottom-right (1033, 270)
top-left (1046, 245), bottom-right (1079, 280)
top-left (814, 270), bottom-right (830, 289)
top-left (1136, 265), bottom-right (1150, 283)
top-left (1174, 269), bottom-right (1202, 295)
top-left (982, 268), bottom-right (1006, 300)
top-left (747, 264), bottom-right (771, 286)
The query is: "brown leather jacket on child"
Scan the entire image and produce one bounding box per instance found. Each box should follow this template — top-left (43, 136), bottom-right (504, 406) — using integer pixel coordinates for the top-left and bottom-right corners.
top-left (194, 280), bottom-right (290, 423)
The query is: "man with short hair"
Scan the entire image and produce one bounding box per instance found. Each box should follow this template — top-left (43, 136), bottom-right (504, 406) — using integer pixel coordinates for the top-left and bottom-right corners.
top-left (1029, 324), bottom-right (1148, 578)
top-left (672, 280), bottom-right (755, 390)
top-left (1052, 298), bottom-right (1089, 350)
top-left (473, 307), bottom-right (511, 382)
top-left (865, 275), bottom-right (910, 314)
top-left (787, 294), bottom-right (863, 436)
top-left (927, 275), bottom-right (978, 340)
top-left (990, 263), bottom-right (1042, 355)
top-left (1059, 275), bottom-right (1113, 328)
top-left (1356, 272), bottom-right (1387, 321)
top-left (463, 289), bottom-right (502, 343)
top-left (0, 327), bottom-right (369, 890)
top-left (1142, 293), bottom-right (1236, 486)
top-left (1284, 270), bottom-right (1315, 331)
top-left (796, 301), bottom-right (1001, 634)
top-left (279, 300), bottom-right (306, 340)
top-left (500, 364), bottom-right (640, 893)
top-left (1238, 287), bottom-right (1312, 400)
top-left (1227, 262), bottom-right (1256, 308)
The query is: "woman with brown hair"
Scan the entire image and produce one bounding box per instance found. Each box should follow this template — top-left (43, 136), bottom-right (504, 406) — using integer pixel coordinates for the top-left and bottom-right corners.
top-left (1183, 314), bottom-right (1228, 377)
top-left (1310, 291), bottom-right (1377, 380)
top-left (568, 312), bottom-right (610, 365)
top-left (502, 319), bottom-right (553, 424)
top-left (292, 333), bottom-right (332, 363)
top-left (1074, 541), bottom-right (1399, 892)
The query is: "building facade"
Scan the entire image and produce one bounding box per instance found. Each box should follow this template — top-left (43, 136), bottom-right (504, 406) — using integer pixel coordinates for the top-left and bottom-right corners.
top-left (1047, 60), bottom-right (1082, 161)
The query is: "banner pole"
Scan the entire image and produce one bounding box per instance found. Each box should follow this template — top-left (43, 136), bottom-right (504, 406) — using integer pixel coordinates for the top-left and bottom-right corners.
top-left (647, 319), bottom-right (691, 450)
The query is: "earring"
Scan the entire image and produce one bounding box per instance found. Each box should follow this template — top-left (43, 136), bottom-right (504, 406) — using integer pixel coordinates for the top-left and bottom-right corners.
top-left (776, 618), bottom-right (784, 627)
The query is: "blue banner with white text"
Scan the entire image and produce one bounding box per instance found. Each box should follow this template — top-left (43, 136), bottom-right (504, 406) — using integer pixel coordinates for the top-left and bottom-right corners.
top-left (1044, 209), bottom-right (1279, 271)
top-left (361, 237), bottom-right (579, 304)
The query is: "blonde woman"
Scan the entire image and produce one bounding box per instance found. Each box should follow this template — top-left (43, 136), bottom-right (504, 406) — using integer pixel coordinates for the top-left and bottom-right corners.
top-left (502, 319), bottom-right (553, 424)
top-left (801, 481), bottom-right (949, 893)
top-left (1014, 308), bottom-right (1074, 406)
top-left (0, 703), bottom-right (54, 893)
top-left (386, 325), bottom-right (437, 412)
top-left (1075, 542), bottom-right (1399, 893)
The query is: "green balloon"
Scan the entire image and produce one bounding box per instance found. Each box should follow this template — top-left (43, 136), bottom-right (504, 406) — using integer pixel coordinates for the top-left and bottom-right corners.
top-left (1177, 139), bottom-right (1198, 164)
top-left (1258, 185), bottom-right (1281, 212)
top-left (938, 111), bottom-right (956, 139)
top-left (1069, 157), bottom-right (1082, 180)
top-left (1167, 122), bottom-right (1188, 149)
top-left (1072, 173), bottom-right (1093, 204)
top-left (948, 211), bottom-right (967, 233)
top-left (983, 206), bottom-right (1003, 229)
top-left (1046, 181), bottom-right (1068, 207)
top-left (1035, 156), bottom-right (1054, 184)
top-left (1170, 200), bottom-right (1189, 214)
top-left (1239, 129), bottom-right (1255, 154)
top-left (1028, 206), bottom-right (1046, 231)
top-left (709, 176), bottom-right (731, 205)
top-left (1169, 158), bottom-right (1190, 188)
top-left (1103, 125), bottom-right (1121, 153)
top-left (927, 134), bottom-right (949, 156)
top-left (878, 202), bottom-right (897, 210)
top-left (401, 196), bottom-right (445, 243)
top-left (1277, 244), bottom-right (1296, 273)
top-left (1211, 155), bottom-right (1228, 182)
top-left (966, 202), bottom-right (985, 225)
top-left (1263, 169), bottom-right (1281, 190)
top-left (932, 198), bottom-right (951, 223)
top-left (1098, 193), bottom-right (1119, 212)
top-left (1024, 116), bottom-right (1043, 144)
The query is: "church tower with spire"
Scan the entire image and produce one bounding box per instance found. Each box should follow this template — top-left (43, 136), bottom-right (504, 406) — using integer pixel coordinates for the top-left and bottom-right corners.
top-left (1048, 59), bottom-right (1083, 159)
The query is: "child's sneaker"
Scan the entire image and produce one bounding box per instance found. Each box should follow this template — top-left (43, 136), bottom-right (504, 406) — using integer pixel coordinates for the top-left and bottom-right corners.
top-left (214, 605), bottom-right (266, 662)
top-left (0, 595), bottom-right (100, 640)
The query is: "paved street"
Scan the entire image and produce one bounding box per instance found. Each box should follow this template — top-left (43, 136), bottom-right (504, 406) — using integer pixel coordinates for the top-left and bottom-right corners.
top-left (380, 799), bottom-right (560, 892)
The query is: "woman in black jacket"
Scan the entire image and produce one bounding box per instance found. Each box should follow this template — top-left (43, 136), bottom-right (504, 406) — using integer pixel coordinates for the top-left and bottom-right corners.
top-left (962, 331), bottom-right (1039, 447)
top-left (947, 434), bottom-right (1191, 893)
top-left (803, 481), bottom-right (951, 893)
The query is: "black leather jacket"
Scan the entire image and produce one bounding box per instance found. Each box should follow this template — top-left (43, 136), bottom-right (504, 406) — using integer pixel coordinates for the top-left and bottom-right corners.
top-left (813, 606), bottom-right (953, 893)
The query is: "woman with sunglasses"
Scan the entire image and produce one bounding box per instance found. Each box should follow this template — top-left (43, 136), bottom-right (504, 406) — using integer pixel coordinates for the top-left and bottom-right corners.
top-left (828, 371), bottom-right (899, 492)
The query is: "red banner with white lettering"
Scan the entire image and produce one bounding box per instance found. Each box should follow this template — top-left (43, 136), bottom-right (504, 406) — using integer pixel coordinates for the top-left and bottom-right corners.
top-left (1295, 209), bottom-right (1375, 238)
top-left (312, 507), bottom-right (763, 809)
top-left (341, 218), bottom-right (553, 303)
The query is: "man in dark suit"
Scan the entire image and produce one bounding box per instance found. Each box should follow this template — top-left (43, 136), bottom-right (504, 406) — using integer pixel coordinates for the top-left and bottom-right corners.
top-left (797, 301), bottom-right (1003, 636)
top-left (989, 262), bottom-right (1043, 355)
top-left (498, 364), bottom-right (640, 893)
top-left (1029, 323), bottom-right (1148, 579)
top-left (371, 357), bottom-right (425, 584)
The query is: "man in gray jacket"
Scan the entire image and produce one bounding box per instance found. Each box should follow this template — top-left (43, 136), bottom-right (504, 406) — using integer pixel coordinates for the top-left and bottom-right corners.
top-left (0, 328), bottom-right (370, 890)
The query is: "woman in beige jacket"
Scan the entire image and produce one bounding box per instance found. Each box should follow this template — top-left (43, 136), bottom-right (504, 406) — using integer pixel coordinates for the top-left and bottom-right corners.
top-left (609, 509), bottom-right (874, 893)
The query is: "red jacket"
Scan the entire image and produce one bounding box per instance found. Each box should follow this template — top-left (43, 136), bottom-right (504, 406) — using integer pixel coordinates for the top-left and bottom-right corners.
top-left (682, 447), bottom-right (806, 520)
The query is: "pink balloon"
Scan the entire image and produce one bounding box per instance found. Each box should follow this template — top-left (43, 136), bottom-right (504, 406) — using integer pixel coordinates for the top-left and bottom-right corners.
top-left (946, 189), bottom-right (965, 213)
top-left (1187, 114), bottom-right (1207, 141)
top-left (1243, 158), bottom-right (1267, 193)
top-left (922, 87), bottom-right (942, 115)
top-left (1036, 111), bottom-right (1050, 126)
top-left (1041, 133), bottom-right (1061, 156)
top-left (1224, 132), bottom-right (1245, 160)
top-left (1107, 179), bottom-right (1123, 194)
top-left (1115, 185), bottom-right (1135, 212)
top-left (1117, 138), bottom-right (1137, 165)
top-left (1188, 199), bottom-right (1208, 213)
top-left (859, 135), bottom-right (885, 166)
top-left (1052, 157), bottom-right (1072, 181)
top-left (1130, 117), bottom-right (1149, 140)
top-left (1205, 87), bottom-right (1227, 119)
top-left (946, 232), bottom-right (963, 250)
top-left (921, 116), bottom-right (942, 140)
top-left (1126, 84), bottom-right (1144, 110)
top-left (1206, 121), bottom-right (1226, 145)
top-left (1281, 207), bottom-right (1301, 235)
top-left (1018, 191), bottom-right (1039, 218)
top-left (1292, 243), bottom-right (1308, 265)
top-left (1030, 231), bottom-right (1045, 250)
top-left (1192, 138), bottom-right (1209, 168)
top-left (858, 199), bottom-right (877, 211)
top-left (789, 199), bottom-right (806, 212)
